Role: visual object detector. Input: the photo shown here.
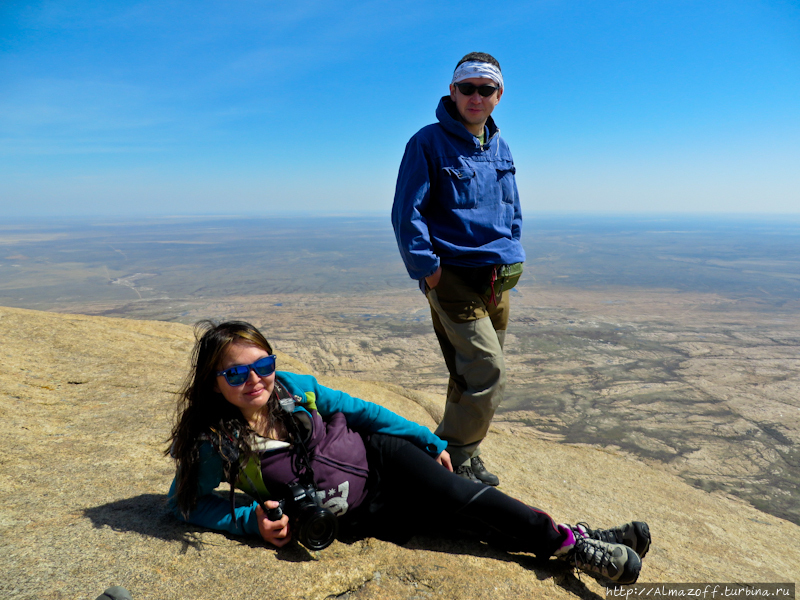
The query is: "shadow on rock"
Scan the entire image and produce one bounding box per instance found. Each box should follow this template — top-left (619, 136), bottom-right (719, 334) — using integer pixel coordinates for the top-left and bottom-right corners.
top-left (337, 531), bottom-right (604, 598)
top-left (83, 495), bottom-right (611, 595)
top-left (402, 534), bottom-right (607, 599)
top-left (82, 493), bottom-right (316, 561)
top-left (83, 493), bottom-right (201, 551)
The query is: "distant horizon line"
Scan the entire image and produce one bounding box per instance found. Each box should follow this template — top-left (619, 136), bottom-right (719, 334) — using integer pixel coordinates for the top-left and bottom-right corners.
top-left (4, 210), bottom-right (800, 224)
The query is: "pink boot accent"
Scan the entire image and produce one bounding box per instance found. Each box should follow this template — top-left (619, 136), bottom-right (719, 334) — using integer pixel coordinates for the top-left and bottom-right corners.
top-left (555, 523), bottom-right (576, 556)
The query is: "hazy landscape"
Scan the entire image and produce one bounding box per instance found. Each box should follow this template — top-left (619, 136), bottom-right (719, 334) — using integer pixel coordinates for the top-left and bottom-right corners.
top-left (2, 214), bottom-right (798, 526)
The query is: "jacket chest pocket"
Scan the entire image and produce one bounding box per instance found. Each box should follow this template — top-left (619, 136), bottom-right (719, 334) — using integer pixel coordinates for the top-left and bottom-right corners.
top-left (439, 166), bottom-right (477, 209)
top-left (496, 163), bottom-right (517, 205)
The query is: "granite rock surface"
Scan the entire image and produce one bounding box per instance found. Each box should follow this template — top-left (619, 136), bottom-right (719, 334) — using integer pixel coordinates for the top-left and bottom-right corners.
top-left (1, 306), bottom-right (798, 600)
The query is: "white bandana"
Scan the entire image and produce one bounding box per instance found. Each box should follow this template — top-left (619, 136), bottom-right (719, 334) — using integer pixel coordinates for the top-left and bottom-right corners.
top-left (451, 61), bottom-right (504, 89)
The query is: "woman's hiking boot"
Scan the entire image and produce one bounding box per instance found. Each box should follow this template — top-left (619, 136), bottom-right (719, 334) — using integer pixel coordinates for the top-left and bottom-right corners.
top-left (571, 521), bottom-right (651, 558)
top-left (556, 535), bottom-right (642, 584)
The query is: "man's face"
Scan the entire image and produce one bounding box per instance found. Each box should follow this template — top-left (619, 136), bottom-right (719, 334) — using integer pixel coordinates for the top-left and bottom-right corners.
top-left (449, 76), bottom-right (503, 135)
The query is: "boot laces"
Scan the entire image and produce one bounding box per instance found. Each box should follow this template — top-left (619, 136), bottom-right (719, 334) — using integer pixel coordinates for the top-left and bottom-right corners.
top-left (576, 521), bottom-right (621, 545)
top-left (572, 537), bottom-right (614, 571)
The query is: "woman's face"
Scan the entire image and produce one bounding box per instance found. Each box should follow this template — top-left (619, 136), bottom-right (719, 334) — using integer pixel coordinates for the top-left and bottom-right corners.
top-left (214, 341), bottom-right (275, 422)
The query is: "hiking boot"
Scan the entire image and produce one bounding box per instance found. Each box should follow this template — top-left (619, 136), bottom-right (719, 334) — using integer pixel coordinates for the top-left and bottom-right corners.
top-left (558, 536), bottom-right (642, 584)
top-left (454, 463), bottom-right (481, 483)
top-left (470, 456), bottom-right (500, 486)
top-left (572, 521), bottom-right (651, 558)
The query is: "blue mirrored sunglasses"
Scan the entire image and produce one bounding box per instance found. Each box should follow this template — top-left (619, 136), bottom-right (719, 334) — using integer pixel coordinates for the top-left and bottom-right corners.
top-left (216, 355), bottom-right (277, 386)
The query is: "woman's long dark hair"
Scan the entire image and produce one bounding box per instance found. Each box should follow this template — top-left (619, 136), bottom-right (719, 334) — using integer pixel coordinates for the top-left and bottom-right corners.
top-left (166, 320), bottom-right (282, 517)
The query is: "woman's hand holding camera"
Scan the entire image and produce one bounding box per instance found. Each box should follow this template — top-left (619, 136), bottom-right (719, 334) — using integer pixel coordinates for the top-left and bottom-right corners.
top-left (256, 501), bottom-right (292, 547)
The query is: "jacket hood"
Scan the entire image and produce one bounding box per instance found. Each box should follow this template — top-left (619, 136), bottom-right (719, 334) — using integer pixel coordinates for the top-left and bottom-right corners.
top-left (436, 96), bottom-right (499, 147)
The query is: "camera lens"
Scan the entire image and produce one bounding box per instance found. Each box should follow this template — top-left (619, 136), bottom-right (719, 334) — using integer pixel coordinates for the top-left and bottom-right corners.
top-left (296, 505), bottom-right (338, 550)
top-left (281, 482), bottom-right (339, 551)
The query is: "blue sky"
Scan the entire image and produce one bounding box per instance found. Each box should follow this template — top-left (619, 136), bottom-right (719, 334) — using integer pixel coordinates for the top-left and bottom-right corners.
top-left (1, 0), bottom-right (798, 217)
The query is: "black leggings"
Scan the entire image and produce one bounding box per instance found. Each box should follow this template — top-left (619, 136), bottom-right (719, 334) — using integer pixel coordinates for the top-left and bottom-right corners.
top-left (343, 434), bottom-right (565, 558)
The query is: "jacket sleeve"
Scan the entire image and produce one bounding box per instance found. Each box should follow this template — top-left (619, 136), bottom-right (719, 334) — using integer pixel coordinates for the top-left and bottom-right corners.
top-left (280, 372), bottom-right (447, 457)
top-left (167, 442), bottom-right (261, 537)
top-left (391, 134), bottom-right (440, 281)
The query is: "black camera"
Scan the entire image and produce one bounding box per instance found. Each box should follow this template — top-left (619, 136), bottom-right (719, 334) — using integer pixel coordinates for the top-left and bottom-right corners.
top-left (266, 482), bottom-right (338, 551)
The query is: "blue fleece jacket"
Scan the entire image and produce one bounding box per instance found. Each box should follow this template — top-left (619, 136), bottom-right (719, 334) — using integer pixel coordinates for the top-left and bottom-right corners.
top-left (391, 96), bottom-right (525, 282)
top-left (167, 371), bottom-right (446, 537)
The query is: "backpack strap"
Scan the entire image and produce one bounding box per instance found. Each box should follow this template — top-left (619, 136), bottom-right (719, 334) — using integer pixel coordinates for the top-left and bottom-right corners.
top-left (235, 455), bottom-right (271, 500)
top-left (207, 427), bottom-right (273, 522)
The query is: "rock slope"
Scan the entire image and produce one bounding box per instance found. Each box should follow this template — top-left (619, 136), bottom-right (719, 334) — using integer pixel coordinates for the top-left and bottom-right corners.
top-left (0, 306), bottom-right (798, 600)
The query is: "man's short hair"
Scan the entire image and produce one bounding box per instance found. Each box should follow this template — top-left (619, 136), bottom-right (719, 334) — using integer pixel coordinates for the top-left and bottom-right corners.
top-left (455, 52), bottom-right (501, 72)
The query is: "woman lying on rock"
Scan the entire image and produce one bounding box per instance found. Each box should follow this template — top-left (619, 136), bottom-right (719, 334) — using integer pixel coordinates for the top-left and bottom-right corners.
top-left (166, 320), bottom-right (650, 584)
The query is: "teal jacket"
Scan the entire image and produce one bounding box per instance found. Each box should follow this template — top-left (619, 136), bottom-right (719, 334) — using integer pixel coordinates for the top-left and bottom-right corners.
top-left (167, 371), bottom-right (446, 537)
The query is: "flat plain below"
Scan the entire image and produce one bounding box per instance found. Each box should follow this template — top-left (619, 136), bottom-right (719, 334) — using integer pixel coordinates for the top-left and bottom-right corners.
top-left (2, 214), bottom-right (798, 526)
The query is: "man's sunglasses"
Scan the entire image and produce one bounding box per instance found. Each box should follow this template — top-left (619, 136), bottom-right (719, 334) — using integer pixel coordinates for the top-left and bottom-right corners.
top-left (454, 82), bottom-right (499, 97)
top-left (216, 355), bottom-right (277, 386)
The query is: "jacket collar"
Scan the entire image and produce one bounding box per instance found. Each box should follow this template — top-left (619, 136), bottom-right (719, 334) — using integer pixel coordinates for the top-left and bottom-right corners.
top-left (436, 96), bottom-right (499, 148)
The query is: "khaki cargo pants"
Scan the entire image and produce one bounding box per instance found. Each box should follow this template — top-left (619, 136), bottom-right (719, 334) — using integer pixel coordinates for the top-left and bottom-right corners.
top-left (426, 266), bottom-right (510, 468)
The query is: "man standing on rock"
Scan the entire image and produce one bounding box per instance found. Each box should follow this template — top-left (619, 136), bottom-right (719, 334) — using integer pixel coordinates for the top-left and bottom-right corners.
top-left (391, 52), bottom-right (525, 485)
